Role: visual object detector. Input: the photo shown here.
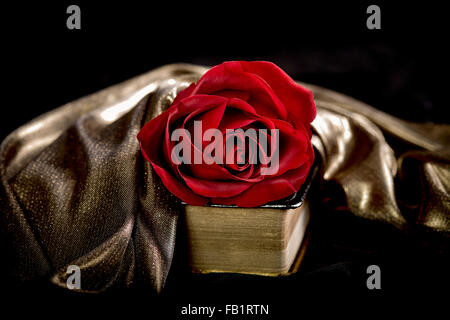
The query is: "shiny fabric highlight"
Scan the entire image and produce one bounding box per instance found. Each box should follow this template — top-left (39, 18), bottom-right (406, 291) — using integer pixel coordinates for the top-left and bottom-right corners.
top-left (1, 64), bottom-right (449, 293)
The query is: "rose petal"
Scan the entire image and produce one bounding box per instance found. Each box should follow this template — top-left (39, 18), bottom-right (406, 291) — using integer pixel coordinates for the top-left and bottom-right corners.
top-left (211, 156), bottom-right (313, 207)
top-left (213, 89), bottom-right (250, 102)
top-left (137, 111), bottom-right (208, 205)
top-left (152, 163), bottom-right (208, 205)
top-left (187, 162), bottom-right (264, 182)
top-left (171, 82), bottom-right (196, 106)
top-left (178, 168), bottom-right (252, 198)
top-left (192, 61), bottom-right (288, 120)
top-left (218, 108), bottom-right (256, 132)
top-left (240, 61), bottom-right (316, 127)
top-left (163, 95), bottom-right (228, 172)
top-left (270, 119), bottom-right (311, 176)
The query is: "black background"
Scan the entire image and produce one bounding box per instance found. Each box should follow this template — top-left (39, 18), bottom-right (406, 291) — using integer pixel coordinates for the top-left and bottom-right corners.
top-left (2, 1), bottom-right (448, 318)
top-left (2, 1), bottom-right (449, 140)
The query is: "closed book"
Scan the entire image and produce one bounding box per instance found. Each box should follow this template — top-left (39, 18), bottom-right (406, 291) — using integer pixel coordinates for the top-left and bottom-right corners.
top-left (182, 160), bottom-right (318, 276)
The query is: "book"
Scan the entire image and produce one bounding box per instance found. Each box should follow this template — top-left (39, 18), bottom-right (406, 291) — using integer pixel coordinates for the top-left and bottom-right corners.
top-left (182, 161), bottom-right (318, 276)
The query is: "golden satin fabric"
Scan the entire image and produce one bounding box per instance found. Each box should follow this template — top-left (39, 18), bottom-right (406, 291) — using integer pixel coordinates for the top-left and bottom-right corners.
top-left (1, 64), bottom-right (448, 293)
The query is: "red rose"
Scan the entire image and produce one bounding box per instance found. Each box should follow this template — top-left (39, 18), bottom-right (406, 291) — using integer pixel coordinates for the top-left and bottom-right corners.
top-left (137, 61), bottom-right (316, 207)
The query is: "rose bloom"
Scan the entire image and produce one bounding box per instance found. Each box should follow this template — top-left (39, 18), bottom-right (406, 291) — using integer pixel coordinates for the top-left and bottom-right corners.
top-left (137, 61), bottom-right (316, 207)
